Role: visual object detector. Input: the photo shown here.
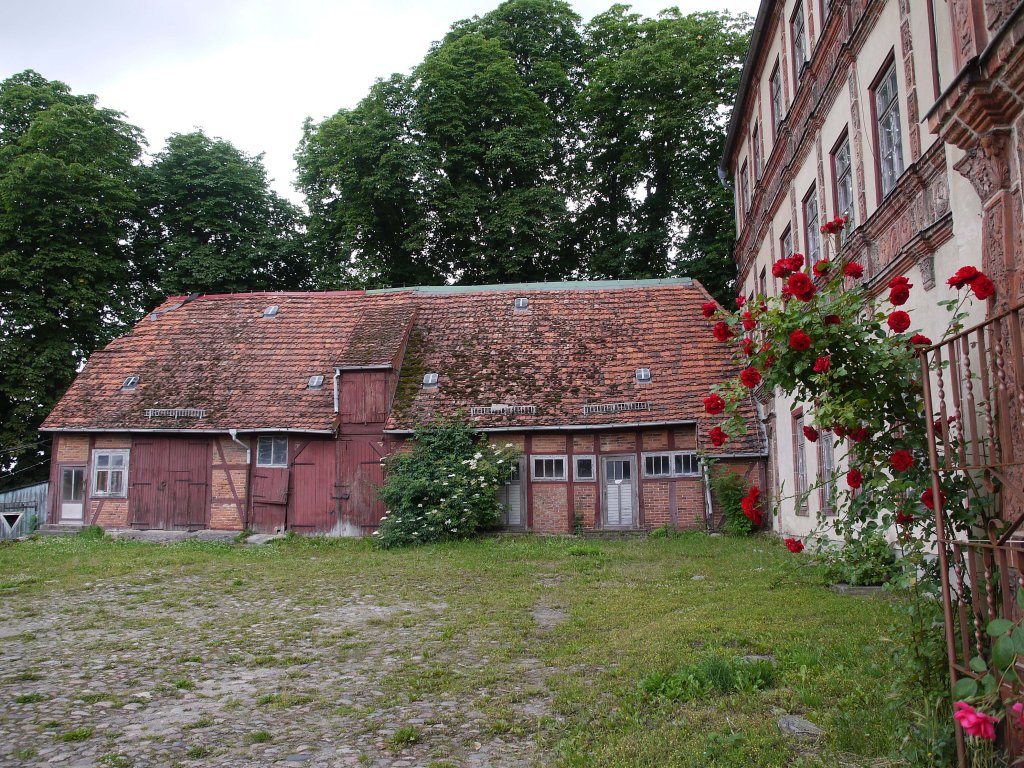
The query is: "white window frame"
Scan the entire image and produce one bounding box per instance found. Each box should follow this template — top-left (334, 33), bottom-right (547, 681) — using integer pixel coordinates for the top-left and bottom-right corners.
top-left (91, 449), bottom-right (129, 498)
top-left (574, 455), bottom-right (597, 482)
top-left (791, 5), bottom-right (807, 83)
top-left (643, 453), bottom-right (672, 478)
top-left (874, 60), bottom-right (904, 197)
top-left (833, 132), bottom-right (856, 239)
top-left (803, 187), bottom-right (820, 264)
top-left (257, 436), bottom-right (288, 468)
top-left (531, 455), bottom-right (567, 481)
top-left (770, 62), bottom-right (783, 138)
top-left (642, 451), bottom-right (702, 478)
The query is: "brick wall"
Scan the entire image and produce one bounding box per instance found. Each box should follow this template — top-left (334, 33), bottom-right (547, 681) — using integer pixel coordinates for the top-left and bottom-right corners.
top-left (56, 435), bottom-right (89, 463)
top-left (573, 434), bottom-right (595, 453)
top-left (532, 434), bottom-right (567, 453)
top-left (573, 483), bottom-right (597, 529)
top-left (599, 432), bottom-right (637, 453)
top-left (92, 499), bottom-right (128, 528)
top-left (673, 426), bottom-right (697, 450)
top-left (643, 480), bottom-right (671, 528)
top-left (209, 436), bottom-right (247, 530)
top-left (532, 483), bottom-right (569, 533)
top-left (675, 479), bottom-right (706, 528)
top-left (94, 434), bottom-right (131, 449)
top-left (642, 431), bottom-right (670, 451)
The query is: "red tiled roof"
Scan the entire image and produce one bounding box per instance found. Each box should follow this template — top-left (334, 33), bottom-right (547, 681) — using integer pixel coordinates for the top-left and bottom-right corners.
top-left (41, 281), bottom-right (765, 455)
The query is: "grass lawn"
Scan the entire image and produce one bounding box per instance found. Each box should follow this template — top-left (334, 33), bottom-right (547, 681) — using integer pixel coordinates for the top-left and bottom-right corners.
top-left (0, 532), bottom-right (899, 767)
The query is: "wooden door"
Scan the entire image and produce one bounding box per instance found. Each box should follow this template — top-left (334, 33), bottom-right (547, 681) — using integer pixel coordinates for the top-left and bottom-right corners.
top-left (129, 438), bottom-right (168, 528)
top-left (60, 466), bottom-right (85, 523)
top-left (250, 465), bottom-right (289, 533)
top-left (339, 438), bottom-right (385, 532)
top-left (499, 458), bottom-right (526, 530)
top-left (169, 439), bottom-right (210, 529)
top-left (288, 440), bottom-right (337, 532)
top-left (602, 456), bottom-right (636, 529)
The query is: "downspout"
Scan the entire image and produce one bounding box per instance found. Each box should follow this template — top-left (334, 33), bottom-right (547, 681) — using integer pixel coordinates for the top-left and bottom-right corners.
top-left (228, 429), bottom-right (250, 464)
top-left (228, 429), bottom-right (251, 529)
top-left (333, 369), bottom-right (341, 414)
top-left (702, 463), bottom-right (715, 532)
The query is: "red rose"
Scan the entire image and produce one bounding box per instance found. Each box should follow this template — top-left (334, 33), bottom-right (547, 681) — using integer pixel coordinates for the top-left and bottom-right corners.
top-left (813, 259), bottom-right (831, 276)
top-left (849, 427), bottom-right (868, 442)
top-left (820, 221), bottom-right (834, 235)
top-left (787, 272), bottom-right (816, 301)
top-left (708, 426), bottom-right (728, 447)
top-left (889, 276), bottom-right (911, 288)
top-left (736, 295), bottom-right (746, 308)
top-left (772, 259), bottom-right (791, 278)
top-left (947, 265), bottom-right (981, 289)
top-left (812, 355), bottom-right (830, 373)
top-left (781, 286), bottom-right (793, 301)
top-left (846, 469), bottom-right (862, 488)
top-left (742, 311), bottom-right (756, 330)
top-left (789, 329), bottom-right (812, 351)
top-left (803, 425), bottom-right (819, 443)
top-left (889, 285), bottom-right (910, 306)
top-left (790, 253), bottom-right (805, 269)
top-left (971, 275), bottom-right (996, 300)
top-left (921, 487), bottom-right (946, 510)
top-left (785, 538), bottom-right (804, 553)
top-left (822, 314), bottom-right (841, 326)
top-left (741, 486), bottom-right (763, 526)
top-left (890, 450), bottom-right (913, 472)
top-left (763, 354), bottom-right (775, 369)
top-left (887, 311), bottom-right (911, 333)
top-left (704, 394), bottom-right (725, 415)
top-left (740, 367), bottom-right (762, 388)
top-left (909, 334), bottom-right (932, 346)
top-left (701, 301), bottom-right (718, 318)
top-left (895, 509), bottom-right (915, 526)
top-left (712, 321), bottom-right (733, 342)
top-left (843, 262), bottom-right (863, 279)
top-left (741, 337), bottom-right (756, 356)
top-left (834, 425), bottom-right (848, 439)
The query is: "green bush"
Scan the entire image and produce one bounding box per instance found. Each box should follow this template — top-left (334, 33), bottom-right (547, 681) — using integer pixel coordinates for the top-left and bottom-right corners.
top-left (822, 530), bottom-right (898, 586)
top-left (710, 467), bottom-right (754, 535)
top-left (640, 653), bottom-right (776, 701)
top-left (375, 418), bottom-right (521, 548)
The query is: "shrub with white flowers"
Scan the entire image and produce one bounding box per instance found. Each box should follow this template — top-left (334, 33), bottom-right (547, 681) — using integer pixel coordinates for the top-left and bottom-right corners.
top-left (374, 417), bottom-right (522, 548)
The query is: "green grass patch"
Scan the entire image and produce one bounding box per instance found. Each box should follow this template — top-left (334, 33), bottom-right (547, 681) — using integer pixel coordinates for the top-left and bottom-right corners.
top-left (640, 653), bottom-right (777, 701)
top-left (58, 726), bottom-right (94, 742)
top-left (387, 725), bottom-right (421, 748)
top-left (246, 730), bottom-right (272, 743)
top-left (14, 692), bottom-right (46, 703)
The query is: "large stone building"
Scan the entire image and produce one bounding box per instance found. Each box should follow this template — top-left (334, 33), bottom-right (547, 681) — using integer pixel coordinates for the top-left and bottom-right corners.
top-left (720, 0), bottom-right (1024, 539)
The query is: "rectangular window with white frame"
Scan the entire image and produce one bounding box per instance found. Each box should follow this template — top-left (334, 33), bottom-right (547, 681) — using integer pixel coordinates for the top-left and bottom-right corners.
top-left (803, 186), bottom-right (820, 264)
top-left (739, 161), bottom-right (750, 214)
top-left (574, 455), bottom-right (596, 482)
top-left (642, 452), bottom-right (701, 478)
top-left (532, 455), bottom-right (567, 481)
top-left (791, 4), bottom-right (807, 85)
top-left (780, 225), bottom-right (794, 259)
top-left (832, 131), bottom-right (856, 240)
top-left (818, 431), bottom-right (836, 515)
top-left (91, 449), bottom-right (129, 498)
top-left (874, 59), bottom-right (904, 198)
top-left (770, 62), bottom-right (783, 138)
top-left (752, 123), bottom-right (761, 180)
top-left (256, 436), bottom-right (288, 468)
top-left (792, 410), bottom-right (808, 515)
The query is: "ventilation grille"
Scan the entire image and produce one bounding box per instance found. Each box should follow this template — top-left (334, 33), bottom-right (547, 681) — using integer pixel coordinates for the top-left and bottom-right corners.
top-left (581, 401), bottom-right (651, 415)
top-left (145, 408), bottom-right (207, 419)
top-left (470, 404), bottom-right (537, 416)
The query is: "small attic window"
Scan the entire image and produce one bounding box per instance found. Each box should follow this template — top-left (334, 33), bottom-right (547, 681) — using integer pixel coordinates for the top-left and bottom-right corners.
top-left (422, 372), bottom-right (439, 389)
top-left (308, 375), bottom-right (324, 390)
top-left (514, 297), bottom-right (529, 310)
top-left (636, 368), bottom-right (652, 383)
top-left (263, 305), bottom-right (279, 317)
top-left (121, 376), bottom-right (140, 391)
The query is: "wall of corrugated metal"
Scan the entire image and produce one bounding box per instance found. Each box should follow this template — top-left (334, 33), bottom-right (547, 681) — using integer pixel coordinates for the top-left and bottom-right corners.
top-left (0, 482), bottom-right (48, 539)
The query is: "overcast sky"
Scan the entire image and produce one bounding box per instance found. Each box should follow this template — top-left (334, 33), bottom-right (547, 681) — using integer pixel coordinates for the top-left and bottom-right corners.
top-left (1, 0), bottom-right (760, 203)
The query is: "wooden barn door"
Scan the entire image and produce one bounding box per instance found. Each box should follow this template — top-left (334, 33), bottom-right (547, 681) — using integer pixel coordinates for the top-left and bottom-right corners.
top-left (169, 439), bottom-right (210, 529)
top-left (129, 437), bottom-right (210, 530)
top-left (250, 466), bottom-right (289, 533)
top-left (339, 438), bottom-right (385, 533)
top-left (288, 441), bottom-right (336, 532)
top-left (129, 438), bottom-right (168, 529)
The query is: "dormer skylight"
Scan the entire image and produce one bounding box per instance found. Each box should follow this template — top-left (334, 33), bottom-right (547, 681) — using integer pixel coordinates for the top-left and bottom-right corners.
top-left (422, 372), bottom-right (439, 389)
top-left (121, 376), bottom-right (140, 391)
top-left (636, 368), bottom-right (652, 383)
top-left (263, 305), bottom-right (279, 317)
top-left (308, 375), bottom-right (324, 390)
top-left (514, 297), bottom-right (529, 310)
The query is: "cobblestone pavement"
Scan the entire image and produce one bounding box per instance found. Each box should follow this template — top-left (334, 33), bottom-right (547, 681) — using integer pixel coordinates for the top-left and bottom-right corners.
top-left (1, 569), bottom-right (560, 767)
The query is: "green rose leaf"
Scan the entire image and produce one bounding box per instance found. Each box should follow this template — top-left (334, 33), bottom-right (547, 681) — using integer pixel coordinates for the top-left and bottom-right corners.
top-left (992, 635), bottom-right (1016, 669)
top-left (982, 673), bottom-right (998, 694)
top-left (987, 618), bottom-right (1014, 637)
top-left (968, 656), bottom-right (988, 674)
top-left (1017, 588), bottom-right (1024, 610)
top-left (952, 677), bottom-right (979, 699)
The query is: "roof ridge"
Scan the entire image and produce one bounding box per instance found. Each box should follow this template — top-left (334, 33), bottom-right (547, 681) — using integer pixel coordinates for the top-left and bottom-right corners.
top-left (366, 278), bottom-right (695, 295)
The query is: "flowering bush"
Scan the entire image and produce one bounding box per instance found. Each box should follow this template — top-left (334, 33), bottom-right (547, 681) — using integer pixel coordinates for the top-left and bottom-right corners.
top-left (375, 418), bottom-right (521, 548)
top-left (708, 466), bottom-right (755, 535)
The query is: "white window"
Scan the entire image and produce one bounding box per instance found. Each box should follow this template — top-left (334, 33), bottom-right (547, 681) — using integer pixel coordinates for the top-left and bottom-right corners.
top-left (752, 123), bottom-right (762, 179)
top-left (793, 412), bottom-right (808, 514)
top-left (514, 297), bottom-right (529, 310)
top-left (781, 225), bottom-right (794, 258)
top-left (875, 61), bottom-right (904, 197)
top-left (833, 133), bottom-right (856, 237)
top-left (308, 375), bottom-right (324, 389)
top-left (740, 161), bottom-right (750, 213)
top-left (791, 6), bottom-right (807, 83)
top-left (257, 436), bottom-right (288, 468)
top-left (770, 63), bottom-right (783, 137)
top-left (819, 431), bottom-right (836, 515)
top-left (803, 187), bottom-right (820, 263)
top-left (643, 452), bottom-right (701, 478)
top-left (532, 455), bottom-right (567, 481)
top-left (422, 372), bottom-right (438, 388)
top-left (92, 449), bottom-right (129, 498)
top-left (574, 456), bottom-right (596, 481)
top-left (635, 368), bottom-right (652, 383)
top-left (121, 376), bottom-right (139, 390)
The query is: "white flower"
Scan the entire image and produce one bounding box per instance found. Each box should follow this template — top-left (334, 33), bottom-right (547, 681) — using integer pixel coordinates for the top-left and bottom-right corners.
top-left (474, 452), bottom-right (482, 459)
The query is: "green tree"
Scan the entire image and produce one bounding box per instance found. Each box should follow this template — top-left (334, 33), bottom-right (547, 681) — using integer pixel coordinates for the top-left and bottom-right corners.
top-left (148, 131), bottom-right (308, 295)
top-left (0, 71), bottom-right (146, 488)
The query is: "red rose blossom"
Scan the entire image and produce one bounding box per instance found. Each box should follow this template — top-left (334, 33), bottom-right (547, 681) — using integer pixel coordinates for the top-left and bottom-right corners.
top-left (742, 311), bottom-right (756, 330)
top-left (843, 262), bottom-right (864, 279)
top-left (735, 295), bottom-right (746, 308)
top-left (790, 253), bottom-right (805, 268)
top-left (787, 272), bottom-right (816, 301)
top-left (890, 450), bottom-right (913, 472)
top-left (781, 286), bottom-right (793, 301)
top-left (708, 426), bottom-right (728, 447)
top-left (701, 301), bottom-right (718, 318)
top-left (803, 425), bottom-right (819, 443)
top-left (741, 337), bottom-right (756, 356)
top-left (812, 355), bottom-right (831, 373)
top-left (895, 509), bottom-right (915, 526)
top-left (741, 486), bottom-right (763, 526)
top-left (846, 469), bottom-right (862, 489)
top-left (772, 260), bottom-right (791, 278)
top-left (889, 275), bottom-right (911, 288)
top-left (822, 314), bottom-right (841, 326)
top-left (740, 367), bottom-right (762, 388)
top-left (712, 321), bottom-right (733, 342)
top-left (889, 285), bottom-right (910, 306)
top-left (813, 259), bottom-right (831, 276)
top-left (789, 329), bottom-right (812, 351)
top-left (887, 311), bottom-right (911, 333)
top-left (921, 487), bottom-right (946, 510)
top-left (704, 394), bottom-right (725, 415)
top-left (849, 427), bottom-right (868, 443)
top-left (971, 275), bottom-right (996, 300)
top-left (909, 334), bottom-right (932, 347)
top-left (947, 265), bottom-right (981, 289)
top-left (785, 538), bottom-right (804, 553)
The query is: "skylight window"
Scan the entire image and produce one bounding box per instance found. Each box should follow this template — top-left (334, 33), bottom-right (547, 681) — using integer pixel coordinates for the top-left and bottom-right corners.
top-left (514, 297), bottom-right (529, 310)
top-left (263, 305), bottom-right (279, 317)
top-left (636, 368), bottom-right (652, 383)
top-left (422, 372), bottom-right (439, 388)
top-left (121, 376), bottom-right (139, 390)
top-left (308, 375), bottom-right (324, 390)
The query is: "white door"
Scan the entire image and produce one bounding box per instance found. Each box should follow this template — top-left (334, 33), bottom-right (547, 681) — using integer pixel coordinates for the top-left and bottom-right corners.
top-left (603, 457), bottom-right (635, 528)
top-left (499, 459), bottom-right (526, 529)
top-left (60, 467), bottom-right (85, 523)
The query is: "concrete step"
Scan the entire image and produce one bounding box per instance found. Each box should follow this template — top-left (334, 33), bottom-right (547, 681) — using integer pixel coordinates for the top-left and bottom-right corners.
top-left (36, 523), bottom-right (83, 536)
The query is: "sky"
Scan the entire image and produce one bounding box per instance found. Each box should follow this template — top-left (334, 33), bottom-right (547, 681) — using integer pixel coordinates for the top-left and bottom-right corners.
top-left (1, 0), bottom-right (761, 203)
